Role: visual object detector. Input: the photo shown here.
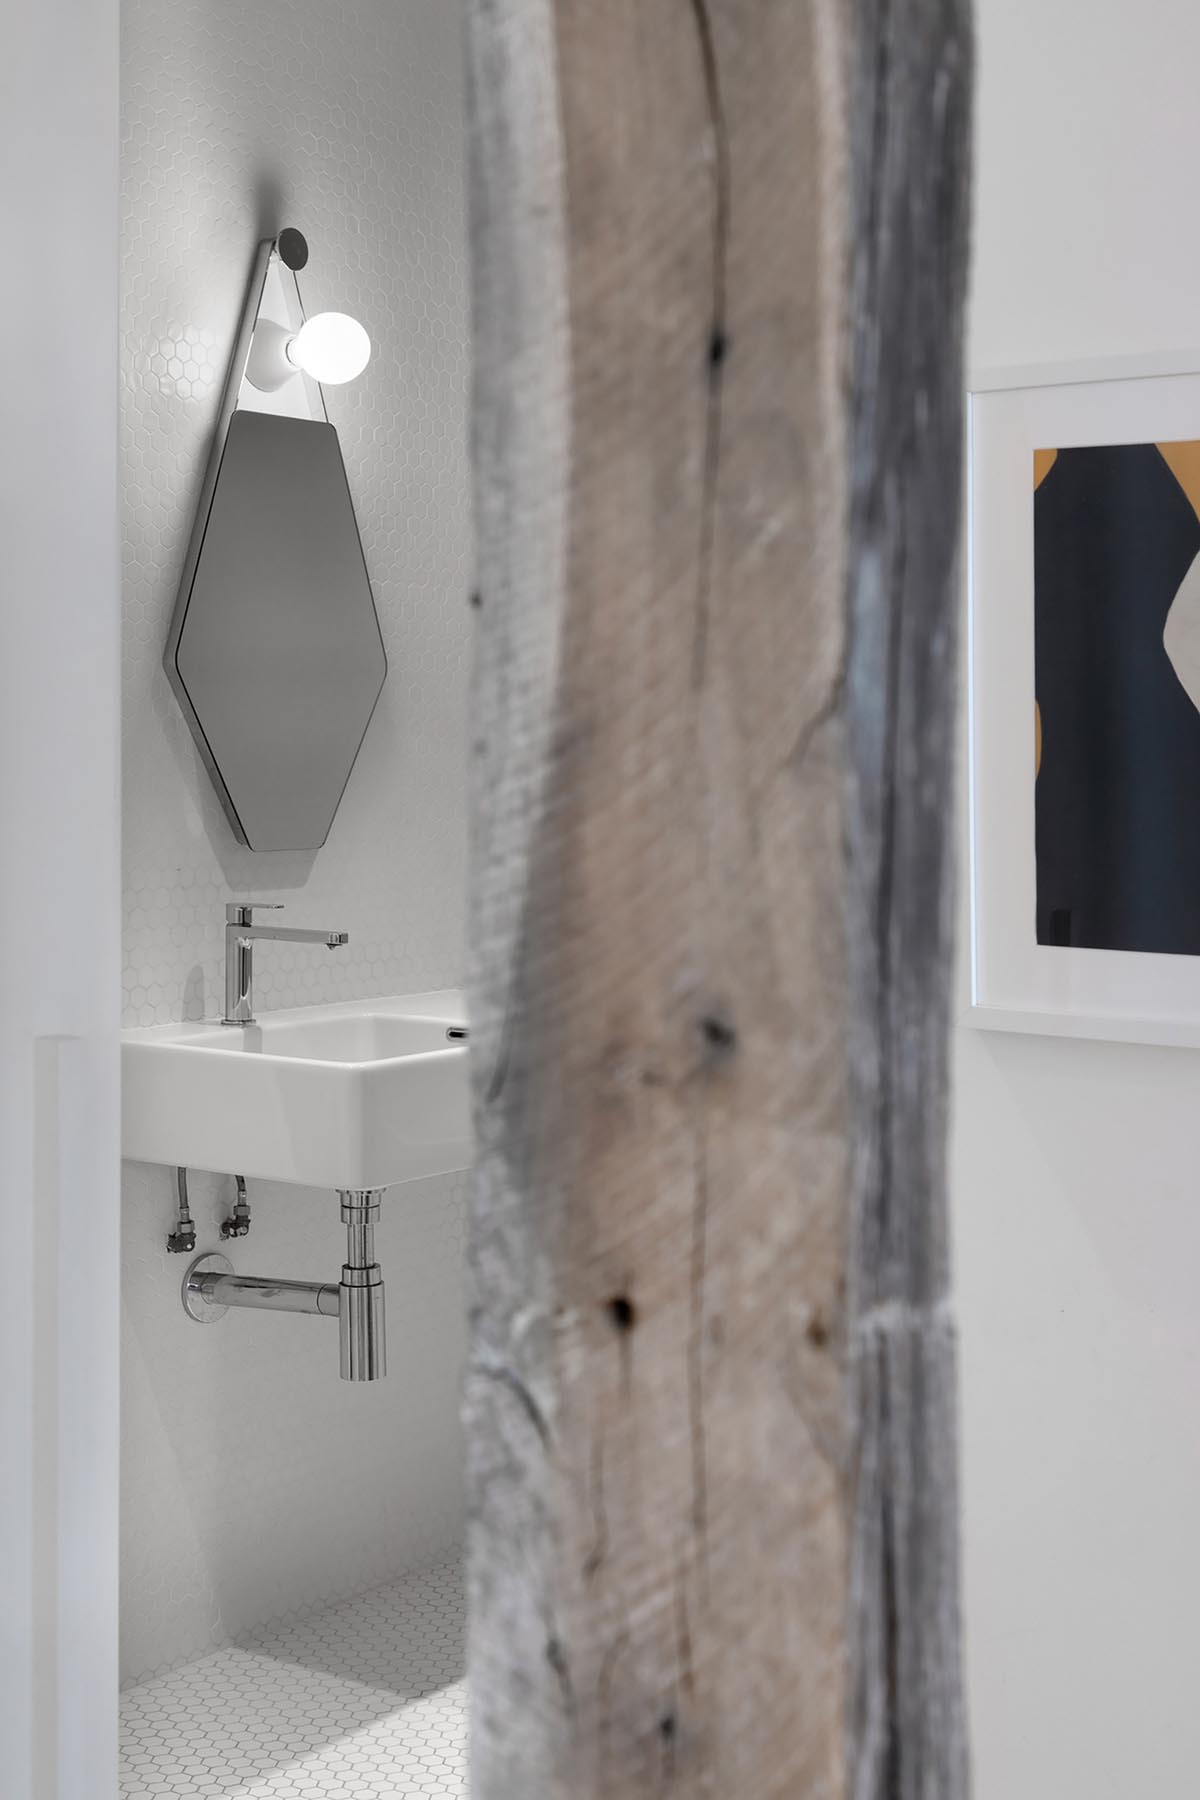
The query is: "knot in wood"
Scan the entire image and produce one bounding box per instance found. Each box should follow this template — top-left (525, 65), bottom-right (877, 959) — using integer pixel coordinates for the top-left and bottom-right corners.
top-left (605, 1295), bottom-right (636, 1333)
top-left (699, 1012), bottom-right (737, 1056)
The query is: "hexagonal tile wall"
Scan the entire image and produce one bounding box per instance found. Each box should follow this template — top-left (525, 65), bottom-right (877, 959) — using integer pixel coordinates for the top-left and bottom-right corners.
top-left (120, 1166), bottom-right (469, 1686)
top-left (119, 1559), bottom-right (467, 1797)
top-left (121, 0), bottom-right (473, 1695)
top-left (122, 0), bottom-right (471, 1029)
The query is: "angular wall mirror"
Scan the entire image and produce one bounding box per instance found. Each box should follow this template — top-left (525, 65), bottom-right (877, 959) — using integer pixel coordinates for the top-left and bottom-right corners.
top-left (165, 231), bottom-right (387, 852)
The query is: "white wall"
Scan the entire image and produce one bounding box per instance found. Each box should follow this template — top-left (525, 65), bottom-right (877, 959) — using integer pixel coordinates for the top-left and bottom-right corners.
top-left (957, 6), bottom-right (1200, 1796)
top-left (1, 3), bottom-right (120, 1794)
top-left (119, 0), bottom-right (471, 1683)
top-left (970, 0), bottom-right (1200, 370)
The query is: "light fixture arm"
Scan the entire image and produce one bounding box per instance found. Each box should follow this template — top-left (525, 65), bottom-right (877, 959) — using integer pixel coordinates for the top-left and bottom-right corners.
top-left (244, 317), bottom-right (296, 393)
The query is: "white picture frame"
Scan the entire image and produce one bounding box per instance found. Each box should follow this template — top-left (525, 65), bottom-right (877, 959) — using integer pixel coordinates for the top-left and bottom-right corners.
top-left (967, 351), bottom-right (1200, 1049)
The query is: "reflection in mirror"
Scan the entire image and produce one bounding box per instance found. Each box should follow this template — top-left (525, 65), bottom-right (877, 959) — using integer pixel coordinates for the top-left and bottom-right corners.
top-left (166, 409), bottom-right (386, 852)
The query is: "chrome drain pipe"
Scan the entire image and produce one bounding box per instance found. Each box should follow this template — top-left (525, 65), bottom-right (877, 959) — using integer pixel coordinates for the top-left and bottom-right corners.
top-left (181, 1186), bottom-right (386, 1381)
top-left (338, 1190), bottom-right (386, 1382)
top-left (184, 1259), bottom-right (340, 1319)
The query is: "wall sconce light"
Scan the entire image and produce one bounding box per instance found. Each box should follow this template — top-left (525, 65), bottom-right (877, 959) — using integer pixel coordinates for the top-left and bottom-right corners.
top-left (243, 229), bottom-right (371, 393)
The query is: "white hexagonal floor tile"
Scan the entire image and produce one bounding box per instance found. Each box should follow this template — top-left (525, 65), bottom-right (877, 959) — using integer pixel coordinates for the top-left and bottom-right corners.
top-left (120, 1558), bottom-right (466, 1797)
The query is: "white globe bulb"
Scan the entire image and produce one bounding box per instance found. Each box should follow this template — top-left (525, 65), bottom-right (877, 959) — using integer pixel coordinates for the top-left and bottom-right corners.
top-left (286, 312), bottom-right (371, 385)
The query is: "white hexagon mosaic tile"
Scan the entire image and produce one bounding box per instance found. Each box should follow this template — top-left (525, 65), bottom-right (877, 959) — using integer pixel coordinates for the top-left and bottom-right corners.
top-left (122, 0), bottom-right (472, 1028)
top-left (120, 0), bottom-right (473, 1700)
top-left (121, 1166), bottom-right (468, 1686)
top-left (119, 1559), bottom-right (467, 1797)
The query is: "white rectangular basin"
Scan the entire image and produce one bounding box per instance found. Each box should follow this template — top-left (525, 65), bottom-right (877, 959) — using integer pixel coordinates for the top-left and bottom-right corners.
top-left (122, 991), bottom-right (472, 1191)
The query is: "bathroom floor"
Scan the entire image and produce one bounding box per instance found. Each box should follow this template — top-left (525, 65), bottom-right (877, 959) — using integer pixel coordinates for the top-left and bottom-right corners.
top-left (119, 1558), bottom-right (466, 1798)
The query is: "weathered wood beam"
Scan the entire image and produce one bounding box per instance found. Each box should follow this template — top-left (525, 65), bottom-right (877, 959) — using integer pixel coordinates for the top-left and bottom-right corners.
top-left (463, 2), bottom-right (972, 1795)
top-left (844, 3), bottom-right (973, 1795)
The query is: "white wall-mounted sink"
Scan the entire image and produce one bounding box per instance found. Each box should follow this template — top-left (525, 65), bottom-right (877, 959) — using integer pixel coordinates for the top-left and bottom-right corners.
top-left (122, 991), bottom-right (472, 1190)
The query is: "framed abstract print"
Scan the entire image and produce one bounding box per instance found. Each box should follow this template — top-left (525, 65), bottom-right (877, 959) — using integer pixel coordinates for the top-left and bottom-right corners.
top-left (968, 353), bottom-right (1200, 1047)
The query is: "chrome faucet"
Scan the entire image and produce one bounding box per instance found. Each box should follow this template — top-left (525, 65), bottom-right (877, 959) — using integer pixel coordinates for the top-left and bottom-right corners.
top-left (223, 902), bottom-right (349, 1025)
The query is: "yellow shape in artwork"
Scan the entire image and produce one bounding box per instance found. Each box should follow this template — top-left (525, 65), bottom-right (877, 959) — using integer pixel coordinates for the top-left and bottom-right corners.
top-left (1033, 448), bottom-right (1058, 490)
top-left (1157, 440), bottom-right (1200, 525)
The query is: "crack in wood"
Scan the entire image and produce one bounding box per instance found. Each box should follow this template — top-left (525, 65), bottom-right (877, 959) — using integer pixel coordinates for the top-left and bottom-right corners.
top-left (778, 654), bottom-right (849, 789)
top-left (470, 1357), bottom-right (552, 1450)
top-left (686, 0), bottom-right (731, 692)
top-left (871, 524), bottom-right (908, 1279)
top-left (583, 1407), bottom-right (608, 1580)
top-left (657, 1706), bottom-right (679, 1787)
top-left (686, 1134), bottom-right (710, 1550)
top-left (597, 1628), bottom-right (631, 1770)
top-left (680, 0), bottom-right (729, 1589)
top-left (545, 1631), bottom-right (576, 1719)
top-left (673, 1553), bottom-right (696, 1698)
top-left (878, 1458), bottom-right (902, 1795)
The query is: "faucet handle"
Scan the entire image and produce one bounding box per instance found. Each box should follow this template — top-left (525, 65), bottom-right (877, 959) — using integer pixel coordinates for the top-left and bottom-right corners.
top-left (226, 901), bottom-right (284, 925)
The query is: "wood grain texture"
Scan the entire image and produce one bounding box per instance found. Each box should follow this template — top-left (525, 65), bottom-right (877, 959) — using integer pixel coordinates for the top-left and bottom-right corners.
top-left (463, 2), bottom-right (972, 1794)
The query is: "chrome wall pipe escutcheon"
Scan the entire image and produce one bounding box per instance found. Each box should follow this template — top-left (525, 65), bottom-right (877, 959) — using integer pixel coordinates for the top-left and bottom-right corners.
top-left (181, 1187), bottom-right (386, 1381)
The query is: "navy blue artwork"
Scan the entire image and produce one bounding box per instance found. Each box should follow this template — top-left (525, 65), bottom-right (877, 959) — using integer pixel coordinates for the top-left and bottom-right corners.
top-left (1034, 442), bottom-right (1200, 955)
